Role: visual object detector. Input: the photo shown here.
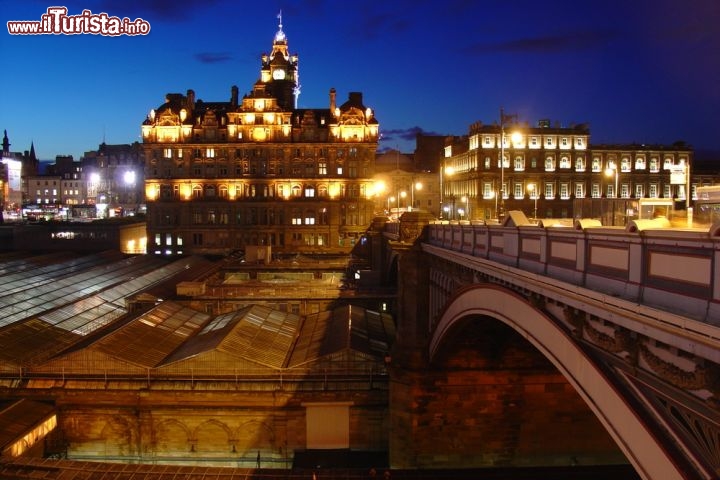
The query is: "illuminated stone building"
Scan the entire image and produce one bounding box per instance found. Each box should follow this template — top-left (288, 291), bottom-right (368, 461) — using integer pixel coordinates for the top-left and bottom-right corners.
top-left (140, 17), bottom-right (380, 256)
top-left (442, 119), bottom-right (693, 223)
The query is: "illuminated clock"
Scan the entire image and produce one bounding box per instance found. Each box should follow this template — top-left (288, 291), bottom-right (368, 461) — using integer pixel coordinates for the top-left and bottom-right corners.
top-left (272, 69), bottom-right (286, 80)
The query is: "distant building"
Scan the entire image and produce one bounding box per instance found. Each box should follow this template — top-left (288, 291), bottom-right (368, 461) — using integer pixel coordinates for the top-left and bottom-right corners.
top-left (140, 18), bottom-right (379, 256)
top-left (81, 142), bottom-right (145, 217)
top-left (1, 130), bottom-right (40, 218)
top-left (442, 119), bottom-right (693, 223)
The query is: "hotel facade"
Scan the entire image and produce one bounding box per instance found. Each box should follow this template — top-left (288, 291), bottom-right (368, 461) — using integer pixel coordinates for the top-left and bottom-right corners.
top-left (140, 19), bottom-right (379, 256)
top-left (441, 119), bottom-right (694, 223)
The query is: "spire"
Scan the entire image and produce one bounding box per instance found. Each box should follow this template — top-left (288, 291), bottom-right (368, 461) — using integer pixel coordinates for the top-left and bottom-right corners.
top-left (274, 10), bottom-right (286, 43)
top-left (2, 130), bottom-right (9, 154)
top-left (29, 141), bottom-right (36, 161)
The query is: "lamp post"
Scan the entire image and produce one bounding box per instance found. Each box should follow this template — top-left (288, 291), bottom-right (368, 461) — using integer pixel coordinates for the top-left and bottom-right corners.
top-left (605, 164), bottom-right (619, 198)
top-left (498, 107), bottom-right (518, 219)
top-left (527, 183), bottom-right (538, 220)
top-left (605, 165), bottom-right (619, 226)
top-left (411, 181), bottom-right (422, 210)
top-left (441, 166), bottom-right (454, 219)
top-left (461, 195), bottom-right (469, 220)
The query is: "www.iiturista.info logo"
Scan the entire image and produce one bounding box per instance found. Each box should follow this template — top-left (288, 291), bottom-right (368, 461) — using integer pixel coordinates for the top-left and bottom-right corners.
top-left (7, 6), bottom-right (151, 36)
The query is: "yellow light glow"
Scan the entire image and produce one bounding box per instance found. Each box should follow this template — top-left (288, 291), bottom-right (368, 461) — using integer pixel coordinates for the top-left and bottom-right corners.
top-left (181, 184), bottom-right (192, 200)
top-left (229, 185), bottom-right (237, 200)
top-left (282, 125), bottom-right (291, 136)
top-left (141, 125), bottom-right (151, 138)
top-left (374, 180), bottom-right (386, 196)
top-left (265, 113), bottom-right (275, 124)
top-left (445, 166), bottom-right (455, 176)
top-left (328, 183), bottom-right (340, 198)
top-left (511, 131), bottom-right (522, 144)
top-left (253, 127), bottom-right (267, 141)
top-left (415, 182), bottom-right (423, 191)
top-left (245, 113), bottom-right (255, 124)
top-left (145, 184), bottom-right (158, 201)
top-left (10, 415), bottom-right (56, 457)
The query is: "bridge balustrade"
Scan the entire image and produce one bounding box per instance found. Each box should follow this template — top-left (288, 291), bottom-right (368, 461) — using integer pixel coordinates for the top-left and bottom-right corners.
top-left (426, 222), bottom-right (720, 324)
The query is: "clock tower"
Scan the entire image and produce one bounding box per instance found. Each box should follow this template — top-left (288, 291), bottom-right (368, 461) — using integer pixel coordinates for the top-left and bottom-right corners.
top-left (260, 12), bottom-right (300, 110)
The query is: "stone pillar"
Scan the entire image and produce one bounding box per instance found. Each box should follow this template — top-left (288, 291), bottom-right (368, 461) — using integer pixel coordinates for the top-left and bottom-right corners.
top-left (388, 241), bottom-right (432, 468)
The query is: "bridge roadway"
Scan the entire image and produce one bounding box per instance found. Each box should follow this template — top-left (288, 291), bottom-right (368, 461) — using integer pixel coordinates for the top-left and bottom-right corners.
top-left (384, 214), bottom-right (720, 480)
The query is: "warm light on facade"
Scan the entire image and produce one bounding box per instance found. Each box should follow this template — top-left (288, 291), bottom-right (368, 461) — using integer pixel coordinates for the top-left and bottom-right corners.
top-left (181, 184), bottom-right (192, 200)
top-left (145, 184), bottom-right (158, 201)
top-left (8, 415), bottom-right (57, 457)
top-left (253, 127), bottom-right (267, 141)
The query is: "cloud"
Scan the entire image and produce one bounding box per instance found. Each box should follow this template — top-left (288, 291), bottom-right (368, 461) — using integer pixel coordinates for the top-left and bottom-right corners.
top-left (195, 52), bottom-right (233, 64)
top-left (381, 126), bottom-right (446, 143)
top-left (96, 0), bottom-right (223, 22)
top-left (465, 29), bottom-right (620, 55)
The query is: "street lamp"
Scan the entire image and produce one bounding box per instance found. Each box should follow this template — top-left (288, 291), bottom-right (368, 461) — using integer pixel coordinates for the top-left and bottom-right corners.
top-left (411, 181), bottom-right (423, 210)
top-left (605, 164), bottom-right (619, 198)
top-left (399, 191), bottom-right (407, 211)
top-left (440, 166), bottom-right (454, 219)
top-left (527, 183), bottom-right (538, 220)
top-left (388, 196), bottom-right (396, 213)
top-left (605, 164), bottom-right (620, 226)
top-left (498, 107), bottom-right (518, 219)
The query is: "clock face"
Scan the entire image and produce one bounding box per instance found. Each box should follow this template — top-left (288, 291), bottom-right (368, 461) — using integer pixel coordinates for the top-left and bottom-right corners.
top-left (272, 69), bottom-right (286, 80)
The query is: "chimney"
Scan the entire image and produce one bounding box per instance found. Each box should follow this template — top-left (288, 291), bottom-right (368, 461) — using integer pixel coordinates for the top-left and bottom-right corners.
top-left (329, 88), bottom-right (336, 113)
top-left (186, 89), bottom-right (195, 110)
top-left (231, 85), bottom-right (239, 107)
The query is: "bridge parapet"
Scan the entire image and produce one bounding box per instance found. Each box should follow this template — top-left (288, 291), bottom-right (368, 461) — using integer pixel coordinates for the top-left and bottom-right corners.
top-left (425, 217), bottom-right (720, 325)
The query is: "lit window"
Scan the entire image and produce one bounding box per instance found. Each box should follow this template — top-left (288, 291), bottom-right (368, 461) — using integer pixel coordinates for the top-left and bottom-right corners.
top-left (575, 183), bottom-right (585, 198)
top-left (544, 156), bottom-right (555, 172)
top-left (544, 182), bottom-right (555, 199)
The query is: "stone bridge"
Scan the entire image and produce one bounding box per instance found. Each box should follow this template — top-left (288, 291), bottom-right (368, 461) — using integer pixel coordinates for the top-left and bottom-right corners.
top-left (379, 212), bottom-right (720, 480)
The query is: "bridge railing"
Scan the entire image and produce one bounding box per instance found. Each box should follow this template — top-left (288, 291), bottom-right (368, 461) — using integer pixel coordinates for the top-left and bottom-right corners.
top-left (424, 219), bottom-right (720, 325)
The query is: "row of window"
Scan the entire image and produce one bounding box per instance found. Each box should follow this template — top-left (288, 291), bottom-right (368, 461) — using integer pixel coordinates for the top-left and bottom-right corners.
top-left (458, 182), bottom-right (689, 200)
top-left (155, 207), bottom-right (367, 227)
top-left (450, 155), bottom-right (688, 174)
top-left (158, 146), bottom-right (362, 159)
top-left (152, 231), bottom-right (360, 253)
top-left (153, 182), bottom-right (374, 200)
top-left (470, 134), bottom-right (586, 150)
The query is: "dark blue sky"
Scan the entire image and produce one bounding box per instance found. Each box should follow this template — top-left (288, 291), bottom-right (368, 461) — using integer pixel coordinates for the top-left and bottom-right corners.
top-left (2, 0), bottom-right (719, 161)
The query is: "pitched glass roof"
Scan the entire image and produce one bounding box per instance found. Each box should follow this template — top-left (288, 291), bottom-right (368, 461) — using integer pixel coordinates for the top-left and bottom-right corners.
top-left (0, 254), bottom-right (216, 367)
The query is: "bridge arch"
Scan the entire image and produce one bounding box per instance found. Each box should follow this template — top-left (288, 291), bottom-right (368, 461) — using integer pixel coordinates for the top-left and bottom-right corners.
top-left (429, 284), bottom-right (686, 480)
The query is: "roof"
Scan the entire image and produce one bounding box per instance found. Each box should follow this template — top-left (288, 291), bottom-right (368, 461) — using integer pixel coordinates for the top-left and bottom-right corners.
top-left (163, 304), bottom-right (301, 369)
top-left (93, 301), bottom-right (211, 368)
top-left (0, 252), bottom-right (218, 368)
top-left (289, 305), bottom-right (395, 367)
top-left (0, 399), bottom-right (56, 452)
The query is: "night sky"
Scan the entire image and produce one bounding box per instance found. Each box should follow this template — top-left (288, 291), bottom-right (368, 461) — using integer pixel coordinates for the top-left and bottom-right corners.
top-left (2, 0), bottom-right (719, 162)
